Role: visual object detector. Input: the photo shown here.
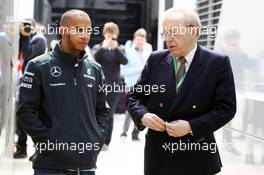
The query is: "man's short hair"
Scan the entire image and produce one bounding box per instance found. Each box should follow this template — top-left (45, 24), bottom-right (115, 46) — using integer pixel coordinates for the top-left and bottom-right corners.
top-left (103, 22), bottom-right (119, 35)
top-left (133, 28), bottom-right (147, 38)
top-left (60, 9), bottom-right (90, 26)
top-left (162, 7), bottom-right (202, 37)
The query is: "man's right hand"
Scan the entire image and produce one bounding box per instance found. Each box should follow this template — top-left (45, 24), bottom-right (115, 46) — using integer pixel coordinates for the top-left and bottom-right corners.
top-left (19, 23), bottom-right (32, 37)
top-left (141, 113), bottom-right (166, 132)
top-left (102, 39), bottom-right (111, 49)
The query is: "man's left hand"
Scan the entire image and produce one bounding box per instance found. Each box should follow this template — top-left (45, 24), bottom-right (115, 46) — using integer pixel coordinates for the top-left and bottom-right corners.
top-left (110, 40), bottom-right (118, 49)
top-left (166, 120), bottom-right (192, 137)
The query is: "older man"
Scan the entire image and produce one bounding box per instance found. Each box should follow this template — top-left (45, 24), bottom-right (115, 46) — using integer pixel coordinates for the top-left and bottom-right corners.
top-left (127, 7), bottom-right (236, 175)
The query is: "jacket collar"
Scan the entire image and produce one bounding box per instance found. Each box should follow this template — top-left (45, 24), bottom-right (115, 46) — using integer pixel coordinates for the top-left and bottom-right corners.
top-left (166, 43), bottom-right (199, 65)
top-left (52, 42), bottom-right (88, 66)
top-left (169, 44), bottom-right (207, 112)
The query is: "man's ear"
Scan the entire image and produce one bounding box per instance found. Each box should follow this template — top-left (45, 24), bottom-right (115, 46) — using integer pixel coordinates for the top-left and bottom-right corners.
top-left (194, 27), bottom-right (201, 38)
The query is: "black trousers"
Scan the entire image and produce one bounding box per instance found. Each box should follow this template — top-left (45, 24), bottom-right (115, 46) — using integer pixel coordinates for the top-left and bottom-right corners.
top-left (16, 117), bottom-right (27, 147)
top-left (34, 169), bottom-right (95, 175)
top-left (144, 132), bottom-right (221, 175)
top-left (122, 111), bottom-right (139, 137)
top-left (104, 91), bottom-right (119, 145)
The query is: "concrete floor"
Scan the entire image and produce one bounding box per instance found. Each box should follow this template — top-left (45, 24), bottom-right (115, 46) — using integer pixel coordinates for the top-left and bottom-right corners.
top-left (1, 114), bottom-right (264, 175)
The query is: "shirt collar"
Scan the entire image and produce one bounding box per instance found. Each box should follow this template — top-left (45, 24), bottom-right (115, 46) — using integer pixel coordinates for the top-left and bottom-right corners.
top-left (182, 42), bottom-right (197, 65)
top-left (53, 41), bottom-right (88, 66)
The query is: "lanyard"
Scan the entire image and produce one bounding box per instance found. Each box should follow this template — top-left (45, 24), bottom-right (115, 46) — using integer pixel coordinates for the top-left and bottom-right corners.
top-left (172, 58), bottom-right (186, 89)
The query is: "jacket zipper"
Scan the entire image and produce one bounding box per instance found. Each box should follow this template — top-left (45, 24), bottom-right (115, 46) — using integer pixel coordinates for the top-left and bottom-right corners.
top-left (74, 78), bottom-right (77, 85)
top-left (74, 62), bottom-right (83, 169)
top-left (73, 62), bottom-right (79, 168)
top-left (74, 63), bottom-right (79, 85)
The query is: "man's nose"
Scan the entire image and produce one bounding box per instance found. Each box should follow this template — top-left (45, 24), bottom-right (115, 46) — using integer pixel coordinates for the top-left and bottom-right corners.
top-left (166, 36), bottom-right (174, 42)
top-left (80, 33), bottom-right (89, 40)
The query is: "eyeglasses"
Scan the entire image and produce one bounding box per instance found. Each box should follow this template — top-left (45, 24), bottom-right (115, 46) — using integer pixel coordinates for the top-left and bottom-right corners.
top-left (160, 25), bottom-right (197, 40)
top-left (160, 31), bottom-right (173, 40)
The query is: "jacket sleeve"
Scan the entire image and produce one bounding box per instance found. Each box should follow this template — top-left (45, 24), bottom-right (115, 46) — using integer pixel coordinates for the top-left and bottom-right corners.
top-left (126, 54), bottom-right (152, 131)
top-left (96, 67), bottom-right (110, 139)
top-left (92, 44), bottom-right (105, 62)
top-left (23, 35), bottom-right (47, 60)
top-left (189, 56), bottom-right (236, 139)
top-left (114, 46), bottom-right (128, 65)
top-left (16, 61), bottom-right (50, 142)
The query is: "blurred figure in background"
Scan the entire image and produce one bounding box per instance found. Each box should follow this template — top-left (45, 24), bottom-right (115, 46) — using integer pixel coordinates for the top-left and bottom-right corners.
top-left (14, 18), bottom-right (47, 159)
top-left (120, 28), bottom-right (152, 140)
top-left (92, 22), bottom-right (128, 150)
top-left (49, 39), bottom-right (59, 51)
top-left (19, 19), bottom-right (47, 74)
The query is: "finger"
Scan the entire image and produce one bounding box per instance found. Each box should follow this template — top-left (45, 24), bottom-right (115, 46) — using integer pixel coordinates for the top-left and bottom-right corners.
top-left (167, 129), bottom-right (175, 136)
top-left (148, 122), bottom-right (164, 131)
top-left (166, 127), bottom-right (174, 134)
top-left (150, 119), bottom-right (166, 130)
top-left (149, 119), bottom-right (165, 131)
top-left (170, 120), bottom-right (178, 124)
top-left (146, 122), bottom-right (156, 130)
top-left (152, 115), bottom-right (166, 127)
top-left (165, 122), bottom-right (174, 130)
top-left (145, 117), bottom-right (161, 130)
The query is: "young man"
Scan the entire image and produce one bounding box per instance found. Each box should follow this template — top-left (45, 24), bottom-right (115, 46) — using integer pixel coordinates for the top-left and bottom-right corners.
top-left (17, 9), bottom-right (109, 175)
top-left (92, 22), bottom-right (128, 149)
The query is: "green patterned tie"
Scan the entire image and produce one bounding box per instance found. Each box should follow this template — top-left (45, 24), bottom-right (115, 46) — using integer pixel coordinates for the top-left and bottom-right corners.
top-left (176, 57), bottom-right (186, 88)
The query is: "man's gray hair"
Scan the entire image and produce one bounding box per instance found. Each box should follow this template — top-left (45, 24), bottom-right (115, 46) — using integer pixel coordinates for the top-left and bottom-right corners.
top-left (162, 7), bottom-right (202, 37)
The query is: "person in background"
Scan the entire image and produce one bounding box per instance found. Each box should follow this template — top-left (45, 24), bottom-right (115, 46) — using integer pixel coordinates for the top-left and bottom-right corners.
top-left (120, 28), bottom-right (152, 140)
top-left (92, 22), bottom-right (128, 150)
top-left (14, 18), bottom-right (47, 159)
top-left (49, 39), bottom-right (59, 51)
top-left (19, 19), bottom-right (47, 74)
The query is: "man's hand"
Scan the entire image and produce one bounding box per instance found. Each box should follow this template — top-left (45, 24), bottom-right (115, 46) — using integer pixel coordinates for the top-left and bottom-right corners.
top-left (102, 38), bottom-right (111, 49)
top-left (166, 120), bottom-right (192, 137)
top-left (141, 113), bottom-right (166, 132)
top-left (19, 23), bottom-right (32, 37)
top-left (110, 39), bottom-right (118, 49)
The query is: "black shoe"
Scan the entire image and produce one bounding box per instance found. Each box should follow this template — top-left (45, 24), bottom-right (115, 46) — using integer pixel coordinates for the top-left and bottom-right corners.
top-left (13, 145), bottom-right (27, 159)
top-left (132, 135), bottom-right (140, 141)
top-left (101, 144), bottom-right (109, 151)
top-left (29, 151), bottom-right (37, 161)
top-left (120, 133), bottom-right (127, 137)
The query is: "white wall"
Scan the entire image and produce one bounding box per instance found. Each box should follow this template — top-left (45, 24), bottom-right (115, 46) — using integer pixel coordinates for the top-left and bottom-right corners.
top-left (214, 0), bottom-right (264, 174)
top-left (14, 0), bottom-right (34, 21)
